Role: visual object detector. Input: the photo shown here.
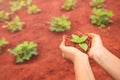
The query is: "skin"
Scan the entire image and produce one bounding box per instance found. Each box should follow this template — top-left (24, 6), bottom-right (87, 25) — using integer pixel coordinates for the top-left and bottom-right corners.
top-left (60, 37), bottom-right (95, 80)
top-left (60, 33), bottom-right (120, 80)
top-left (88, 33), bottom-right (120, 80)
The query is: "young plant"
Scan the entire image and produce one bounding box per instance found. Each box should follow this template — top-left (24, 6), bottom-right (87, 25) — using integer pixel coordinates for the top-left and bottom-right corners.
top-left (90, 8), bottom-right (113, 27)
top-left (71, 34), bottom-right (88, 51)
top-left (26, 0), bottom-right (32, 6)
top-left (3, 16), bottom-right (24, 32)
top-left (8, 41), bottom-right (38, 63)
top-left (0, 38), bottom-right (9, 53)
top-left (62, 0), bottom-right (77, 11)
top-left (0, 10), bottom-right (11, 22)
top-left (90, 0), bottom-right (105, 8)
top-left (49, 15), bottom-right (71, 32)
top-left (10, 0), bottom-right (26, 13)
top-left (27, 5), bottom-right (41, 14)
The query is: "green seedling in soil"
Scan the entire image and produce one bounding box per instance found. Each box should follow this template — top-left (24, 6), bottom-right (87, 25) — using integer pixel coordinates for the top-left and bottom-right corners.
top-left (8, 41), bottom-right (38, 63)
top-left (0, 38), bottom-right (9, 53)
top-left (3, 16), bottom-right (24, 32)
top-left (26, 0), bottom-right (32, 6)
top-left (71, 34), bottom-right (88, 52)
top-left (28, 5), bottom-right (41, 14)
top-left (62, 0), bottom-right (77, 11)
top-left (90, 0), bottom-right (105, 8)
top-left (0, 10), bottom-right (11, 22)
top-left (49, 15), bottom-right (71, 32)
top-left (10, 0), bottom-right (26, 13)
top-left (90, 8), bottom-right (113, 28)
top-left (10, 0), bottom-right (32, 13)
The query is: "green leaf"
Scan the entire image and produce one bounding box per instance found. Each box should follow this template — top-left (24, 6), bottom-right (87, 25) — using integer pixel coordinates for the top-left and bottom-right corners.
top-left (79, 35), bottom-right (88, 42)
top-left (71, 35), bottom-right (88, 43)
top-left (91, 19), bottom-right (98, 24)
top-left (16, 58), bottom-right (23, 63)
top-left (0, 38), bottom-right (9, 46)
top-left (0, 10), bottom-right (10, 21)
top-left (90, 0), bottom-right (104, 8)
top-left (71, 34), bottom-right (81, 43)
top-left (107, 11), bottom-right (113, 17)
top-left (0, 38), bottom-right (9, 53)
top-left (79, 43), bottom-right (88, 52)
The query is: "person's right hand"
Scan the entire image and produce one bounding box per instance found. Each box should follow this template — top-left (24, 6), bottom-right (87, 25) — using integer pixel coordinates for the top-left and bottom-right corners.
top-left (87, 33), bottom-right (104, 58)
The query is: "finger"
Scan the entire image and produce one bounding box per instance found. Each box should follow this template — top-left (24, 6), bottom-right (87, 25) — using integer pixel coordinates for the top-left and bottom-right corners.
top-left (60, 36), bottom-right (66, 50)
top-left (87, 47), bottom-right (94, 58)
top-left (87, 33), bottom-right (96, 38)
top-left (60, 35), bottom-right (66, 47)
top-left (87, 33), bottom-right (101, 44)
top-left (62, 35), bottom-right (66, 43)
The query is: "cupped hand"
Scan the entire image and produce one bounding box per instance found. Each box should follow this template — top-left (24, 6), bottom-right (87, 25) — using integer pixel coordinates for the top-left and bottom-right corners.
top-left (60, 36), bottom-right (88, 62)
top-left (87, 33), bottom-right (104, 58)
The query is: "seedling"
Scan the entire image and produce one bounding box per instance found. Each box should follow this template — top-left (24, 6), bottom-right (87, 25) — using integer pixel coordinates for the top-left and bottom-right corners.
top-left (49, 15), bottom-right (71, 32)
top-left (8, 41), bottom-right (38, 63)
top-left (62, 0), bottom-right (77, 11)
top-left (71, 34), bottom-right (88, 51)
top-left (90, 0), bottom-right (105, 8)
top-left (0, 38), bottom-right (9, 53)
top-left (26, 0), bottom-right (32, 6)
top-left (28, 5), bottom-right (41, 14)
top-left (90, 8), bottom-right (113, 27)
top-left (10, 0), bottom-right (26, 12)
top-left (3, 16), bottom-right (24, 32)
top-left (0, 10), bottom-right (11, 22)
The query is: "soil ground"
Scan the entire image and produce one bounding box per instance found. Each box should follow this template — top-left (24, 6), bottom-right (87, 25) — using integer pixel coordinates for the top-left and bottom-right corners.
top-left (0, 0), bottom-right (120, 80)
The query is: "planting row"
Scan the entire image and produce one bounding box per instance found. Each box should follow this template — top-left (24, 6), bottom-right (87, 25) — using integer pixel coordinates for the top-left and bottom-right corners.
top-left (0, 0), bottom-right (113, 33)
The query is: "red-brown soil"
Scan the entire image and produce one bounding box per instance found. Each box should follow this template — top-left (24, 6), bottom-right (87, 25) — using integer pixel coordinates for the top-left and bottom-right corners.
top-left (0, 0), bottom-right (120, 80)
top-left (65, 32), bottom-right (92, 53)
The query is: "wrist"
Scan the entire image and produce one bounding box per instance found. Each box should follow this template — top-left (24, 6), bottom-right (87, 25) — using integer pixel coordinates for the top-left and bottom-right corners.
top-left (92, 46), bottom-right (106, 60)
top-left (73, 53), bottom-right (89, 64)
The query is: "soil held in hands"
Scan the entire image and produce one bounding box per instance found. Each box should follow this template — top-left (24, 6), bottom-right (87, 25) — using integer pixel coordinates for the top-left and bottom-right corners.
top-left (65, 32), bottom-right (92, 53)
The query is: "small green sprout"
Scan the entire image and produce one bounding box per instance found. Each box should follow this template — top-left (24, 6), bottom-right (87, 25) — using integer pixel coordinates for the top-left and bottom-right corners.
top-left (62, 0), bottom-right (77, 11)
top-left (26, 0), bottom-right (32, 6)
top-left (8, 41), bottom-right (38, 63)
top-left (0, 10), bottom-right (11, 22)
top-left (0, 38), bottom-right (9, 53)
top-left (3, 16), bottom-right (24, 32)
top-left (49, 15), bottom-right (71, 32)
top-left (10, 0), bottom-right (26, 12)
top-left (71, 34), bottom-right (88, 51)
top-left (90, 0), bottom-right (105, 8)
top-left (90, 8), bottom-right (113, 28)
top-left (28, 5), bottom-right (41, 14)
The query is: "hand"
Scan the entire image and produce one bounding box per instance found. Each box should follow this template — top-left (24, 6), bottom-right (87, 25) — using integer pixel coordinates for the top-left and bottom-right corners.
top-left (87, 33), bottom-right (104, 58)
top-left (60, 36), bottom-right (88, 63)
